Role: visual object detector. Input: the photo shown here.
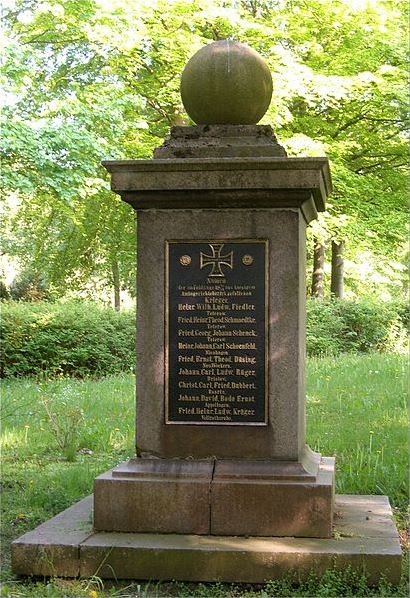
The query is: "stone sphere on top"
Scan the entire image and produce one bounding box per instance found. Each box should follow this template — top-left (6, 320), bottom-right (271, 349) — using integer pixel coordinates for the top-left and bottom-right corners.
top-left (180, 40), bottom-right (273, 125)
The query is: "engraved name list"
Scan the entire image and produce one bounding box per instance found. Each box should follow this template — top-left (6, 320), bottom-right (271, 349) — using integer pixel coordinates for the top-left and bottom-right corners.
top-left (166, 240), bottom-right (268, 425)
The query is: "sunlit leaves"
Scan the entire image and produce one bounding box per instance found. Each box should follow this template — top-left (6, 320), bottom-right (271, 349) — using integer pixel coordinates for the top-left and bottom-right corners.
top-left (2, 0), bottom-right (408, 301)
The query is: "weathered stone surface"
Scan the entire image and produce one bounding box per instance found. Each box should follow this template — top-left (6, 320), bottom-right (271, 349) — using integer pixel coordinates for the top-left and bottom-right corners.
top-left (334, 494), bottom-right (401, 539)
top-left (102, 156), bottom-right (331, 220)
top-left (211, 457), bottom-right (335, 537)
top-left (211, 446), bottom-right (321, 481)
top-left (180, 41), bottom-right (273, 125)
top-left (11, 495), bottom-right (402, 584)
top-left (11, 496), bottom-right (93, 577)
top-left (80, 533), bottom-right (402, 585)
top-left (93, 453), bottom-right (333, 536)
top-left (94, 459), bottom-right (213, 534)
top-left (135, 209), bottom-right (307, 461)
top-left (154, 125), bottom-right (287, 159)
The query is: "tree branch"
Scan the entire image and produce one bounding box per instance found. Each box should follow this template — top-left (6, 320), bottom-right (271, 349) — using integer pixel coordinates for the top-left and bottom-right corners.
top-left (333, 108), bottom-right (372, 137)
top-left (355, 160), bottom-right (407, 174)
top-left (22, 38), bottom-right (86, 45)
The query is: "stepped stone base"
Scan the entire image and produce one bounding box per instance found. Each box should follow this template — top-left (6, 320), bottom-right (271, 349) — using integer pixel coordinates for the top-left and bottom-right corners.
top-left (11, 495), bottom-right (402, 585)
top-left (94, 455), bottom-right (334, 537)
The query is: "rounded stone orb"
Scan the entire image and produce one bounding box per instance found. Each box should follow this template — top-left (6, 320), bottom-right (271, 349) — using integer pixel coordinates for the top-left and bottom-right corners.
top-left (181, 40), bottom-right (273, 125)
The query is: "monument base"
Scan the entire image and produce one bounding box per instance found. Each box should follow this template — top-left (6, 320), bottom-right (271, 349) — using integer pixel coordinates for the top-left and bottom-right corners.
top-left (93, 454), bottom-right (334, 537)
top-left (11, 495), bottom-right (402, 585)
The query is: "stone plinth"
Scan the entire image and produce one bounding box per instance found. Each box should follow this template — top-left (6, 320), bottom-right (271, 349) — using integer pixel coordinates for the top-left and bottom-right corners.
top-left (93, 453), bottom-right (335, 537)
top-left (11, 495), bottom-right (402, 585)
top-left (94, 459), bottom-right (213, 534)
top-left (153, 125), bottom-right (287, 159)
top-left (211, 456), bottom-right (334, 537)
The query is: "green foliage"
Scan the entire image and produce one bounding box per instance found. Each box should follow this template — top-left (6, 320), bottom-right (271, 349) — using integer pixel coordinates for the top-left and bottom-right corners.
top-left (0, 280), bottom-right (10, 299)
top-left (307, 298), bottom-right (408, 356)
top-left (307, 353), bottom-right (408, 512)
top-left (1, 299), bottom-right (408, 378)
top-left (1, 0), bottom-right (137, 300)
top-left (41, 385), bottom-right (85, 461)
top-left (0, 301), bottom-right (135, 378)
top-left (9, 269), bottom-right (50, 302)
top-left (1, 0), bottom-right (408, 302)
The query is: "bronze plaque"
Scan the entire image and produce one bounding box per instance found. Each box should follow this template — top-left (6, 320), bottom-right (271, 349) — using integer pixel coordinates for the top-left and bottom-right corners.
top-left (165, 240), bottom-right (268, 425)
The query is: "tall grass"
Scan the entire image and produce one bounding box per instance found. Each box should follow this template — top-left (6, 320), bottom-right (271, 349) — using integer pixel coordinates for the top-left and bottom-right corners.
top-left (1, 374), bottom-right (135, 457)
top-left (1, 375), bottom-right (135, 580)
top-left (307, 353), bottom-right (408, 511)
top-left (0, 354), bottom-right (408, 597)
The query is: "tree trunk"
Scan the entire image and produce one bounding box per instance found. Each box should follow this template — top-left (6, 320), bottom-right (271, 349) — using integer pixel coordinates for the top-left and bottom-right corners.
top-left (111, 260), bottom-right (121, 311)
top-left (330, 240), bottom-right (345, 299)
top-left (311, 239), bottom-right (325, 299)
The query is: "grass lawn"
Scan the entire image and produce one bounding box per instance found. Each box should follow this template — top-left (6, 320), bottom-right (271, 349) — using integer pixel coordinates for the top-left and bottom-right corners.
top-left (0, 353), bottom-right (408, 597)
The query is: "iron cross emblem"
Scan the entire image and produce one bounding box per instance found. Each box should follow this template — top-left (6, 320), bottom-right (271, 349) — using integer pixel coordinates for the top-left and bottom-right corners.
top-left (200, 243), bottom-right (233, 277)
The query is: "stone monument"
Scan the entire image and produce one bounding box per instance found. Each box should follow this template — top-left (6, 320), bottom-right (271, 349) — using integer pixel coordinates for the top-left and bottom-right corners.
top-left (12, 40), bottom-right (402, 584)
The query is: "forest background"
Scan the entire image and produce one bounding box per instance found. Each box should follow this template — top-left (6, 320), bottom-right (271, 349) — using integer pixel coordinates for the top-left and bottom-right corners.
top-left (1, 0), bottom-right (408, 309)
